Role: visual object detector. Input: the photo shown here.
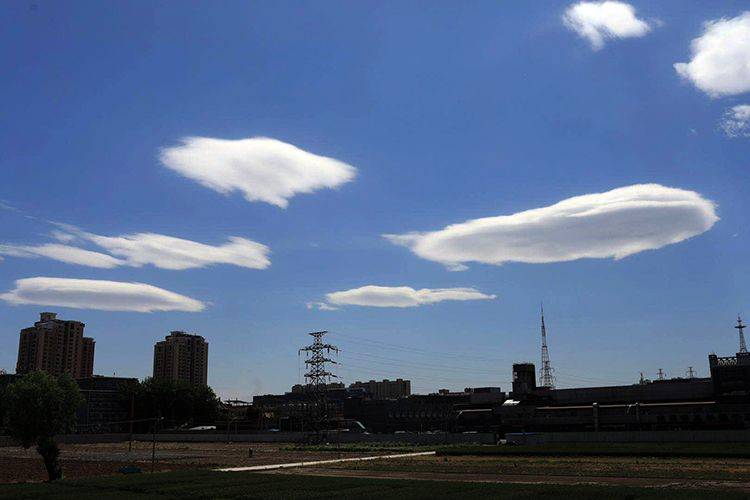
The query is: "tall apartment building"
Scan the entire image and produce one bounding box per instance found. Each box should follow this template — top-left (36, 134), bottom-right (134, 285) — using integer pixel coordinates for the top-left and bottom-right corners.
top-left (350, 378), bottom-right (411, 399)
top-left (153, 331), bottom-right (208, 385)
top-left (16, 312), bottom-right (95, 378)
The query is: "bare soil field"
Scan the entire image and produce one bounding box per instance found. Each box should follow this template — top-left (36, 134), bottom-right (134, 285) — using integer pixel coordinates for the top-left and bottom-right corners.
top-left (312, 453), bottom-right (750, 490)
top-left (271, 466), bottom-right (750, 492)
top-left (4, 441), bottom-right (750, 493)
top-left (322, 453), bottom-right (750, 480)
top-left (3, 469), bottom-right (746, 499)
top-left (0, 441), bottom-right (391, 483)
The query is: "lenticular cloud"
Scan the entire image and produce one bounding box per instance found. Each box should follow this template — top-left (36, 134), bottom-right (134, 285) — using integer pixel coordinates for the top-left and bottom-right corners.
top-left (324, 285), bottom-right (496, 309)
top-left (0, 277), bottom-right (205, 313)
top-left (160, 136), bottom-right (357, 208)
top-left (1, 227), bottom-right (271, 271)
top-left (384, 184), bottom-right (718, 270)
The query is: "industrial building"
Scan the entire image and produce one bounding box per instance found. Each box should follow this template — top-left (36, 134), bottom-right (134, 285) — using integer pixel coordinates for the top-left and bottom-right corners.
top-left (153, 331), bottom-right (209, 386)
top-left (349, 379), bottom-right (411, 399)
top-left (75, 376), bottom-right (138, 432)
top-left (16, 312), bottom-right (95, 378)
top-left (251, 317), bottom-right (750, 435)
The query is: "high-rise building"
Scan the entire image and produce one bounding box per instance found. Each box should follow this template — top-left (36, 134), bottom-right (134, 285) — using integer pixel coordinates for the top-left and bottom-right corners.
top-left (16, 312), bottom-right (95, 378)
top-left (153, 331), bottom-right (208, 385)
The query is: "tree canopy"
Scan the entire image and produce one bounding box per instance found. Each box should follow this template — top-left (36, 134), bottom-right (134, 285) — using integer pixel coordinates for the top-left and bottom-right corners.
top-left (123, 377), bottom-right (220, 431)
top-left (3, 372), bottom-right (83, 481)
top-left (4, 372), bottom-right (82, 448)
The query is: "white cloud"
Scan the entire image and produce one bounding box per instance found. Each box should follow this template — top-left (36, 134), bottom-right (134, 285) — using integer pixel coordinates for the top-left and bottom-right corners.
top-left (0, 244), bottom-right (125, 269)
top-left (1, 227), bottom-right (271, 271)
top-left (50, 230), bottom-right (77, 243)
top-left (323, 285), bottom-right (496, 309)
top-left (306, 301), bottom-right (339, 311)
top-left (563, 1), bottom-right (652, 50)
top-left (720, 104), bottom-right (750, 137)
top-left (384, 184), bottom-right (718, 270)
top-left (674, 12), bottom-right (750, 97)
top-left (0, 277), bottom-right (205, 313)
top-left (160, 137), bottom-right (357, 208)
top-left (80, 232), bottom-right (270, 270)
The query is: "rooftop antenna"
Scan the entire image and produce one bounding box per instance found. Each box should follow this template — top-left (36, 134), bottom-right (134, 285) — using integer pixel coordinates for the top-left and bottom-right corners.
top-left (539, 303), bottom-right (555, 389)
top-left (735, 315), bottom-right (747, 354)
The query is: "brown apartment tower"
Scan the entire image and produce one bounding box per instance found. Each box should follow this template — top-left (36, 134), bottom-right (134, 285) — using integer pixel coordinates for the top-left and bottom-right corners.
top-left (153, 331), bottom-right (208, 385)
top-left (16, 312), bottom-right (95, 378)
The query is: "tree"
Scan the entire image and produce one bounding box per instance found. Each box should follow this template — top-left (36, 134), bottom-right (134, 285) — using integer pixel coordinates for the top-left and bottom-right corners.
top-left (123, 378), bottom-right (220, 431)
top-left (3, 372), bottom-right (83, 481)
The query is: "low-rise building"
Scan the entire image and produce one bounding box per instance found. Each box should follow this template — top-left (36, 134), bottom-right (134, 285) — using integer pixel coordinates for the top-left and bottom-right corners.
top-left (349, 378), bottom-right (411, 399)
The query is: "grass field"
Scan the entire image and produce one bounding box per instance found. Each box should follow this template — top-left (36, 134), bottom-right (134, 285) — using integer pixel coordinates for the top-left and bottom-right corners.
top-left (0, 469), bottom-right (746, 499)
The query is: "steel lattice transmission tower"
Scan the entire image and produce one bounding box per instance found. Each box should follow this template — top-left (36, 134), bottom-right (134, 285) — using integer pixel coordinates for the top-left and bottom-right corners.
top-left (736, 315), bottom-right (748, 354)
top-left (539, 304), bottom-right (555, 389)
top-left (299, 331), bottom-right (339, 431)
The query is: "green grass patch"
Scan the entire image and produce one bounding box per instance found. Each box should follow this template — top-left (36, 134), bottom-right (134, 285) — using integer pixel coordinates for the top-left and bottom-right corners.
top-left (0, 469), bottom-right (744, 499)
top-left (436, 442), bottom-right (750, 459)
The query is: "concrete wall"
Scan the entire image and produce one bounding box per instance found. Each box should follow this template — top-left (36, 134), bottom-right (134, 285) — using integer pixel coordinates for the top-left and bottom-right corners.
top-left (48, 431), bottom-right (496, 445)
top-left (506, 429), bottom-right (750, 445)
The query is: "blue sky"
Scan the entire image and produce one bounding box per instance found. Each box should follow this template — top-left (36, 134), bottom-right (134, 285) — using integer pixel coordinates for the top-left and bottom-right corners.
top-left (1, 1), bottom-right (748, 398)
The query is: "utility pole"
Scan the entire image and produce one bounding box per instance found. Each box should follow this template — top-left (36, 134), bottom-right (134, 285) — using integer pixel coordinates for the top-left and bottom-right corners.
top-left (151, 417), bottom-right (158, 473)
top-left (539, 304), bottom-right (555, 389)
top-left (299, 331), bottom-right (339, 436)
top-left (735, 315), bottom-right (747, 354)
top-left (128, 391), bottom-right (135, 453)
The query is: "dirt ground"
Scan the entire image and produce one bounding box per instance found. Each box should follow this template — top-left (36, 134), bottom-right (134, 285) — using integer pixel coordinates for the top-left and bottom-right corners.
top-left (271, 467), bottom-right (750, 492)
top-left (0, 441), bottom-right (390, 483)
top-left (311, 453), bottom-right (750, 491)
top-left (4, 442), bottom-right (750, 492)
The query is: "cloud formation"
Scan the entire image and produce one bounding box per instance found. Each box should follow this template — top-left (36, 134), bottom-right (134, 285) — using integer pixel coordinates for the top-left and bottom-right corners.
top-left (0, 244), bottom-right (125, 268)
top-left (384, 184), bottom-right (718, 270)
top-left (322, 285), bottom-right (496, 309)
top-left (563, 1), bottom-right (652, 50)
top-left (79, 232), bottom-right (270, 270)
top-left (160, 137), bottom-right (357, 208)
top-left (674, 12), bottom-right (750, 97)
top-left (0, 277), bottom-right (205, 312)
top-left (306, 301), bottom-right (339, 311)
top-left (1, 227), bottom-right (270, 271)
top-left (720, 104), bottom-right (750, 137)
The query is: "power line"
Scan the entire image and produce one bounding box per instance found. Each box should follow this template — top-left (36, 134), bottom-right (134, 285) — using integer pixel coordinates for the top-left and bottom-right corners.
top-left (329, 331), bottom-right (517, 364)
top-left (335, 334), bottom-right (633, 386)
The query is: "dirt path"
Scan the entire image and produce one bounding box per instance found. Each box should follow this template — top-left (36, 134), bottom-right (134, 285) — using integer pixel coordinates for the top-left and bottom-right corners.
top-left (268, 467), bottom-right (750, 492)
top-left (215, 451), bottom-right (436, 472)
